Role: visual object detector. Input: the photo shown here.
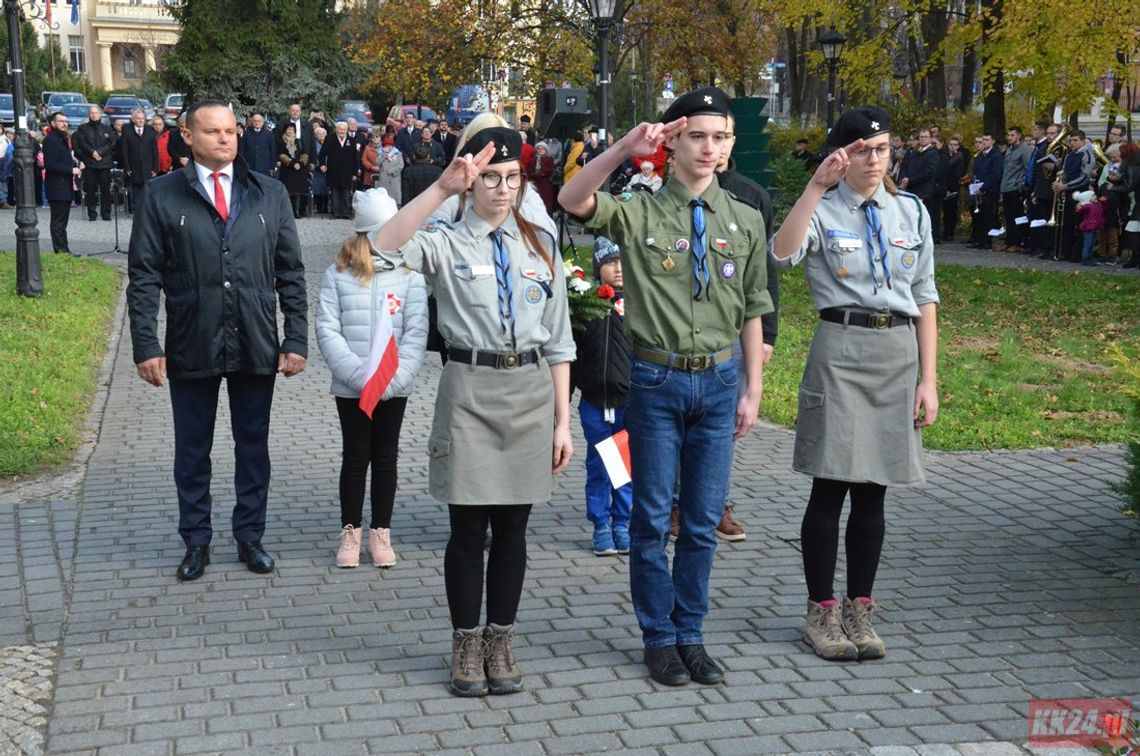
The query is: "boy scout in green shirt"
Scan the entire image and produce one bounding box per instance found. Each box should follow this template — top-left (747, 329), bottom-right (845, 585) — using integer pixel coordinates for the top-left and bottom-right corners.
top-left (560, 87), bottom-right (773, 686)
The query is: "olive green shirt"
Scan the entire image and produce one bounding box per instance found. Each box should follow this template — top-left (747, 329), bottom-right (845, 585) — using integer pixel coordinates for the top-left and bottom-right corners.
top-left (586, 179), bottom-right (773, 355)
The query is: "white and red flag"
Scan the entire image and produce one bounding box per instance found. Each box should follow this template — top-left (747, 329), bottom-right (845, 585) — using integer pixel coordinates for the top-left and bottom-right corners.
top-left (595, 429), bottom-right (632, 488)
top-left (358, 294), bottom-right (399, 419)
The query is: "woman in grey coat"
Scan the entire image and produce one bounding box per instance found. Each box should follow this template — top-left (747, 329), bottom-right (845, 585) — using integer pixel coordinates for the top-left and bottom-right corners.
top-left (378, 135), bottom-right (404, 206)
top-left (316, 188), bottom-right (428, 569)
top-left (772, 107), bottom-right (940, 664)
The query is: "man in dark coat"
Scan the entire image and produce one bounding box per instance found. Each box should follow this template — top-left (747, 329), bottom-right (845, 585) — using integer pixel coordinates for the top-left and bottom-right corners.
top-left (43, 111), bottom-right (78, 253)
top-left (969, 134), bottom-right (1004, 248)
top-left (127, 100), bottom-right (307, 583)
top-left (239, 112), bottom-right (277, 176)
top-left (72, 104), bottom-right (117, 221)
top-left (120, 108), bottom-right (160, 211)
top-left (275, 103), bottom-right (315, 157)
top-left (400, 146), bottom-right (443, 205)
top-left (320, 121), bottom-right (360, 219)
top-left (166, 112), bottom-right (191, 171)
top-left (434, 120), bottom-right (459, 163)
top-left (899, 129), bottom-right (942, 243)
top-left (394, 111), bottom-right (419, 165)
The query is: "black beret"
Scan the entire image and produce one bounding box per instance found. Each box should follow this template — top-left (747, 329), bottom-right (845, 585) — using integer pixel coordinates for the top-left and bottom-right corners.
top-left (826, 106), bottom-right (891, 148)
top-left (661, 87), bottom-right (731, 123)
top-left (457, 126), bottom-right (523, 163)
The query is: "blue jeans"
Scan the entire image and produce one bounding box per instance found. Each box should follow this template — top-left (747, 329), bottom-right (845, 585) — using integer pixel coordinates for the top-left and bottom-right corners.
top-left (1081, 231), bottom-right (1097, 261)
top-left (578, 398), bottom-right (632, 526)
top-left (626, 356), bottom-right (737, 649)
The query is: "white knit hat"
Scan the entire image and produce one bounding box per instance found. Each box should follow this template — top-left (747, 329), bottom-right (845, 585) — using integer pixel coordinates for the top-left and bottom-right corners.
top-left (1072, 190), bottom-right (1095, 205)
top-left (353, 188), bottom-right (398, 234)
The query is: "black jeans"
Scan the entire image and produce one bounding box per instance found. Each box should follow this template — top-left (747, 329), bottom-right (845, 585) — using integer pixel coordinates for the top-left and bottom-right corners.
top-left (335, 396), bottom-right (407, 529)
top-left (942, 194), bottom-right (959, 242)
top-left (444, 504), bottom-right (532, 629)
top-left (48, 200), bottom-right (70, 252)
top-left (169, 373), bottom-right (276, 547)
top-left (83, 167), bottom-right (112, 219)
top-left (329, 187), bottom-right (352, 219)
top-left (1002, 190), bottom-right (1026, 247)
top-left (801, 477), bottom-right (886, 602)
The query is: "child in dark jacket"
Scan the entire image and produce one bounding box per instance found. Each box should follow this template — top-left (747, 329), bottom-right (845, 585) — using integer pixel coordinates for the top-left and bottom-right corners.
top-left (572, 237), bottom-right (633, 556)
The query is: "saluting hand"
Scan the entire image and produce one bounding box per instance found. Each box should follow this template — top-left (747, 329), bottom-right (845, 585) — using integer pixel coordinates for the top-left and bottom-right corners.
top-left (811, 139), bottom-right (864, 189)
top-left (619, 119), bottom-right (687, 158)
top-left (438, 142), bottom-right (496, 196)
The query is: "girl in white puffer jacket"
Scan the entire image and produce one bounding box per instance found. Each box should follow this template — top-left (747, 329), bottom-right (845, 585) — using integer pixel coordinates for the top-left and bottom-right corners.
top-left (316, 188), bottom-right (429, 568)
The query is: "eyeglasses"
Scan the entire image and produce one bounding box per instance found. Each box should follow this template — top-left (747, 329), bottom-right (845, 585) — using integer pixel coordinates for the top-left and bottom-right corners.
top-left (851, 144), bottom-right (891, 161)
top-left (479, 172), bottom-right (522, 189)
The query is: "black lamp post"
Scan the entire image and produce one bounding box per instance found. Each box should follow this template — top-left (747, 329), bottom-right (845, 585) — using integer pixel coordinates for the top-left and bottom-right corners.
top-left (817, 27), bottom-right (846, 133)
top-left (589, 0), bottom-right (617, 146)
top-left (4, 0), bottom-right (46, 297)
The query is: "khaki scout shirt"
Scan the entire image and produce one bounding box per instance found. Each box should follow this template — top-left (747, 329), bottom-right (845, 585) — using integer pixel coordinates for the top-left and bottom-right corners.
top-left (380, 211), bottom-right (576, 364)
top-left (770, 181), bottom-right (939, 317)
top-left (586, 179), bottom-right (773, 355)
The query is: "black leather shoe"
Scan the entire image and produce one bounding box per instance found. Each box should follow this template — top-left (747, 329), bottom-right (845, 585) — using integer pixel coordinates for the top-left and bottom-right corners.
top-left (177, 546), bottom-right (209, 581)
top-left (237, 542), bottom-right (274, 574)
top-left (643, 645), bottom-right (689, 686)
top-left (678, 643), bottom-right (726, 685)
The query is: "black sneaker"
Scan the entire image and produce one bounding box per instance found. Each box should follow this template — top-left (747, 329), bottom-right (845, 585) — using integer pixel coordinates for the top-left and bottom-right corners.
top-left (677, 644), bottom-right (725, 684)
top-left (643, 645), bottom-right (688, 686)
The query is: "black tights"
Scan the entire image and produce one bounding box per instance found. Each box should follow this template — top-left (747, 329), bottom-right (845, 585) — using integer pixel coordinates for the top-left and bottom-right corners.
top-left (801, 477), bottom-right (886, 603)
top-left (444, 504), bottom-right (532, 629)
top-left (335, 396), bottom-right (407, 529)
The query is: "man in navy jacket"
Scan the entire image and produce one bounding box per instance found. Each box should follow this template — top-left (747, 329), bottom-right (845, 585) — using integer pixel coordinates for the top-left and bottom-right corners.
top-left (239, 112), bottom-right (277, 176)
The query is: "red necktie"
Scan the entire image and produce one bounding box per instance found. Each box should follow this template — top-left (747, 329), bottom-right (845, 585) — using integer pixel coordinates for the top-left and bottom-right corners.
top-left (212, 172), bottom-right (228, 223)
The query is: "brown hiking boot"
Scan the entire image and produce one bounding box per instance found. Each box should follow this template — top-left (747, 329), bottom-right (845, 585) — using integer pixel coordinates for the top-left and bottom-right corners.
top-left (448, 628), bottom-right (488, 697)
top-left (483, 623), bottom-right (523, 694)
top-left (715, 505), bottom-right (746, 541)
top-left (668, 506), bottom-right (680, 542)
top-left (841, 596), bottom-right (887, 660)
top-left (803, 599), bottom-right (858, 661)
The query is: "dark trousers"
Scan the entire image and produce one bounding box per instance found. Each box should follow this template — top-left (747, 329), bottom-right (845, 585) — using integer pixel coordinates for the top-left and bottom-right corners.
top-left (971, 192), bottom-right (998, 246)
top-left (444, 504), bottom-right (532, 629)
top-left (801, 477), bottom-right (887, 602)
top-left (48, 201), bottom-right (70, 253)
top-left (942, 194), bottom-right (960, 241)
top-left (128, 182), bottom-right (148, 213)
top-left (335, 396), bottom-right (408, 529)
top-left (922, 196), bottom-right (942, 243)
top-left (1060, 192), bottom-right (1079, 260)
top-left (169, 373), bottom-right (276, 548)
top-left (329, 187), bottom-right (352, 219)
top-left (83, 168), bottom-right (112, 219)
top-left (1027, 196), bottom-right (1053, 254)
top-left (1002, 190), bottom-right (1025, 247)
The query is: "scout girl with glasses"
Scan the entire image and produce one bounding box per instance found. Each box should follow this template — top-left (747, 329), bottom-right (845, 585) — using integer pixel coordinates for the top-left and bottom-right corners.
top-left (772, 106), bottom-right (941, 663)
top-left (373, 124), bottom-right (575, 698)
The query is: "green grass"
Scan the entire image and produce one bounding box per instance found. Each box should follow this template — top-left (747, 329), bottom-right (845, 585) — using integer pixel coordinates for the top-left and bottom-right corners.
top-left (0, 252), bottom-right (123, 477)
top-left (763, 264), bottom-right (1140, 450)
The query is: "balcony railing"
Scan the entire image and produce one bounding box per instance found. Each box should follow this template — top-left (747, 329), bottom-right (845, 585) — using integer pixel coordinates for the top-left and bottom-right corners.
top-left (92, 1), bottom-right (178, 24)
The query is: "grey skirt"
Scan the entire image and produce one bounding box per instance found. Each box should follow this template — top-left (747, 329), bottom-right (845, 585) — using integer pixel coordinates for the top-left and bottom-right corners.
top-left (428, 359), bottom-right (554, 505)
top-left (793, 320), bottom-right (925, 486)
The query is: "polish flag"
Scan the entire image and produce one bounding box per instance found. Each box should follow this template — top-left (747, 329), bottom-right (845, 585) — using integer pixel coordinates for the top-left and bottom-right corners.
top-left (595, 429), bottom-right (632, 488)
top-left (358, 295), bottom-right (399, 420)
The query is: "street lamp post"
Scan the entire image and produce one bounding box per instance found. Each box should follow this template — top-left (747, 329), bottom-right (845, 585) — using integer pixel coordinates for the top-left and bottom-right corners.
top-left (817, 27), bottom-right (846, 133)
top-left (4, 0), bottom-right (45, 297)
top-left (589, 0), bottom-right (618, 146)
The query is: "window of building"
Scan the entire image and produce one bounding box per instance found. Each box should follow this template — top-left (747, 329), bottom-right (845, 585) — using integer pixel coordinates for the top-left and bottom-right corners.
top-left (69, 36), bottom-right (85, 74)
top-left (123, 46), bottom-right (137, 79)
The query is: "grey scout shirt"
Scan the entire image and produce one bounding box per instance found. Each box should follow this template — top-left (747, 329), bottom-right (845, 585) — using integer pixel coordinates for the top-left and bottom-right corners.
top-left (586, 178), bottom-right (773, 356)
top-left (771, 180), bottom-right (939, 318)
top-left (381, 210), bottom-right (576, 365)
top-left (1000, 142), bottom-right (1033, 193)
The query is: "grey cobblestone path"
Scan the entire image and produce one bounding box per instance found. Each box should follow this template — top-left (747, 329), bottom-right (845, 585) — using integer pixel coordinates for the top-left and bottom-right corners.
top-left (1, 213), bottom-right (1137, 754)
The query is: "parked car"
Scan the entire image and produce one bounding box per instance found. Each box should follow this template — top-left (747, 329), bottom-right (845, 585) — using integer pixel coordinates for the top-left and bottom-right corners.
top-left (387, 104), bottom-right (441, 127)
top-left (102, 94), bottom-right (144, 124)
top-left (335, 110), bottom-right (373, 129)
top-left (163, 93), bottom-right (183, 126)
top-left (342, 99), bottom-right (373, 122)
top-left (46, 92), bottom-right (85, 115)
top-left (57, 102), bottom-right (102, 133)
top-left (0, 93), bottom-right (37, 130)
top-left (445, 85), bottom-right (487, 127)
top-left (139, 99), bottom-right (157, 121)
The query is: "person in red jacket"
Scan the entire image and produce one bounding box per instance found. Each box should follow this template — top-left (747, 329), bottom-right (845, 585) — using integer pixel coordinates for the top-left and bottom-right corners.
top-left (152, 115), bottom-right (172, 174)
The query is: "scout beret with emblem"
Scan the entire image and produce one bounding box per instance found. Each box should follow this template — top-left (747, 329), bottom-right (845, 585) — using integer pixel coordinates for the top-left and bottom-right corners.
top-left (826, 106), bottom-right (892, 148)
top-left (660, 87), bottom-right (731, 123)
top-left (457, 126), bottom-right (523, 163)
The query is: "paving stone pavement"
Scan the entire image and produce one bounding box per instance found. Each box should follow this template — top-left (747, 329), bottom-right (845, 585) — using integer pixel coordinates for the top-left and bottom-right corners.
top-left (2, 213), bottom-right (1138, 755)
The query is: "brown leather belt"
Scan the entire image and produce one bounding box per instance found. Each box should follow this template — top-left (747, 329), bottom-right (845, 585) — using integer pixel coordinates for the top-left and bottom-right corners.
top-left (632, 344), bottom-right (734, 372)
top-left (449, 347), bottom-right (543, 369)
top-left (820, 308), bottom-right (913, 330)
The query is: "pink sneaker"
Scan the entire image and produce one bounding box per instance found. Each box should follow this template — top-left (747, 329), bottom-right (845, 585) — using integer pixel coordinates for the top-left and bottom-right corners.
top-left (336, 525), bottom-right (361, 568)
top-left (369, 527), bottom-right (396, 568)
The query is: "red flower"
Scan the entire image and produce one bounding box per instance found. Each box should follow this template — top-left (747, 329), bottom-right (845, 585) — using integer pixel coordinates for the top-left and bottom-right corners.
top-left (597, 284), bottom-right (615, 300)
top-left (572, 268), bottom-right (587, 280)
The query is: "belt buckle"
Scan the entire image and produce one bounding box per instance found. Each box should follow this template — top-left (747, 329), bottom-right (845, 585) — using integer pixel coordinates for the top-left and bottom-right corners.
top-left (872, 313), bottom-right (890, 329)
top-left (498, 353), bottom-right (519, 369)
top-left (688, 355), bottom-right (707, 370)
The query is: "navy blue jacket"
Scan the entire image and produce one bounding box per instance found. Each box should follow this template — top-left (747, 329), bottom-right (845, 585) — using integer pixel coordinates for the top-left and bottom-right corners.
top-left (42, 129), bottom-right (75, 203)
top-left (240, 127), bottom-right (277, 176)
top-left (972, 147), bottom-right (1004, 194)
